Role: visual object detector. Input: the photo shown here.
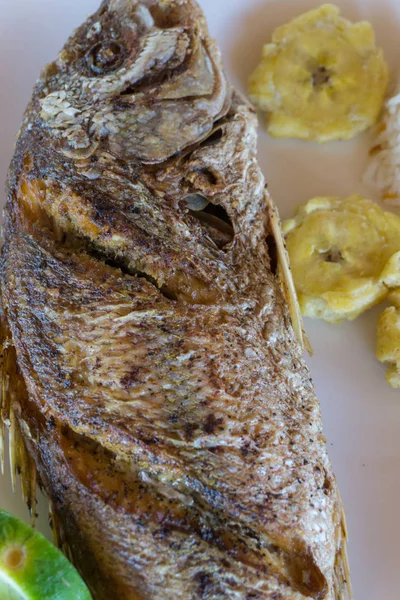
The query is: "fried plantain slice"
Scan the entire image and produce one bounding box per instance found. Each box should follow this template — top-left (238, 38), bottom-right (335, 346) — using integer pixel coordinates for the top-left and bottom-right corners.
top-left (377, 289), bottom-right (400, 388)
top-left (249, 4), bottom-right (388, 142)
top-left (283, 195), bottom-right (400, 323)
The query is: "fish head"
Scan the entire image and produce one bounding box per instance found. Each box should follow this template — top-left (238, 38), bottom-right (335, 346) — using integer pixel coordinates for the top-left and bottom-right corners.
top-left (38, 0), bottom-right (230, 163)
top-left (19, 1), bottom-right (266, 297)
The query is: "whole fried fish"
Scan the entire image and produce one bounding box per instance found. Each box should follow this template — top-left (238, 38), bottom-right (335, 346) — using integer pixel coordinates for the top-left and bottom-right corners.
top-left (0, 1), bottom-right (351, 598)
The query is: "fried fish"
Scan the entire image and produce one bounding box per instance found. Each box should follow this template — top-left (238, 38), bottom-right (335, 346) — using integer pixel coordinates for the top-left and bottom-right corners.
top-left (0, 1), bottom-right (351, 598)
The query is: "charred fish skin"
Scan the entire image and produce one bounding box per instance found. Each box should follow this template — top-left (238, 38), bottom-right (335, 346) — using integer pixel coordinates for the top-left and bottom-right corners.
top-left (1, 1), bottom-right (350, 599)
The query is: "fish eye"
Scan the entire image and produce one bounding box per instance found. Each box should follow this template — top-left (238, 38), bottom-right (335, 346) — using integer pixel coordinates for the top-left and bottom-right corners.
top-left (86, 40), bottom-right (125, 74)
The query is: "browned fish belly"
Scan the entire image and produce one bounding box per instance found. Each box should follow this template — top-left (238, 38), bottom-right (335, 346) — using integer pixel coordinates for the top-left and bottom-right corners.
top-left (0, 1), bottom-right (351, 598)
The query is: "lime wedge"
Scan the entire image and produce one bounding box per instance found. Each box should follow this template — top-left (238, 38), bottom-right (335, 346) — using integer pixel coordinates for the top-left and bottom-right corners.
top-left (0, 509), bottom-right (91, 599)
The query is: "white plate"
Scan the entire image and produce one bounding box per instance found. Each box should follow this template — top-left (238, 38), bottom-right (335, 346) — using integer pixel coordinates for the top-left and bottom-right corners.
top-left (1, 0), bottom-right (400, 597)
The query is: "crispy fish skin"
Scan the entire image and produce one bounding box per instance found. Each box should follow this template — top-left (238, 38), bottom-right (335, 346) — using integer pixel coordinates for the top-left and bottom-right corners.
top-left (1, 1), bottom-right (350, 599)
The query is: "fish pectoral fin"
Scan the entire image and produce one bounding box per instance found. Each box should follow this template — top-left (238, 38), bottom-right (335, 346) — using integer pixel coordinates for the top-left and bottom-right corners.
top-left (0, 314), bottom-right (38, 525)
top-left (264, 189), bottom-right (312, 355)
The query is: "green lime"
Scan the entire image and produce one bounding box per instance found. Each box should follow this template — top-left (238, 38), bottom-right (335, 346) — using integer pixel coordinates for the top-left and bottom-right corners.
top-left (0, 509), bottom-right (91, 599)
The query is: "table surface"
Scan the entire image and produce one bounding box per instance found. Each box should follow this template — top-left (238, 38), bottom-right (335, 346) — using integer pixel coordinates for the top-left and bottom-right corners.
top-left (1, 0), bottom-right (400, 598)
